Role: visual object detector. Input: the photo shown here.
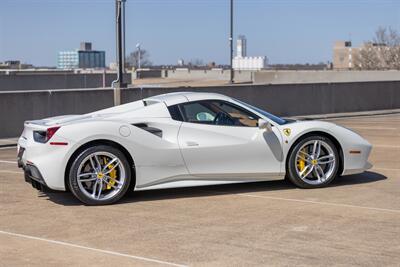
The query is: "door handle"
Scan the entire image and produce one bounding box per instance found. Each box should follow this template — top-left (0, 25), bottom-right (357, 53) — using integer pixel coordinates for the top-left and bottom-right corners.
top-left (186, 141), bottom-right (199, 147)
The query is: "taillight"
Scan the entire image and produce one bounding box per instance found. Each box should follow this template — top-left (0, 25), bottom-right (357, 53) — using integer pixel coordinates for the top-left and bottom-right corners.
top-left (46, 126), bottom-right (60, 141)
top-left (33, 126), bottom-right (60, 143)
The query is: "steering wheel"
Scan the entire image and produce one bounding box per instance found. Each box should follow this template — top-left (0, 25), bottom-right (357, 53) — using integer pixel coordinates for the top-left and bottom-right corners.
top-left (213, 112), bottom-right (234, 125)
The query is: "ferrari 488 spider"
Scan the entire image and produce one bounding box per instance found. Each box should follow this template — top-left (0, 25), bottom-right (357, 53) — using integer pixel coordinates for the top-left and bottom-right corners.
top-left (17, 92), bottom-right (372, 205)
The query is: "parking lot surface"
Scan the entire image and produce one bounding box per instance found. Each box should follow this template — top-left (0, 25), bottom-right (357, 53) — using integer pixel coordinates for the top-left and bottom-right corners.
top-left (1, 114), bottom-right (399, 266)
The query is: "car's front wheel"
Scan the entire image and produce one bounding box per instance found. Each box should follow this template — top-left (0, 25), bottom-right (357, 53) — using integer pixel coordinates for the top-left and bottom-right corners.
top-left (287, 136), bottom-right (339, 188)
top-left (68, 145), bottom-right (131, 205)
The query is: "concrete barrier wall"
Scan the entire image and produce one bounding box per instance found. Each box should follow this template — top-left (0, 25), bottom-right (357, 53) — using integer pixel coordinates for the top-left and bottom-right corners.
top-left (0, 73), bottom-right (131, 91)
top-left (166, 69), bottom-right (253, 82)
top-left (134, 69), bottom-right (400, 84)
top-left (131, 70), bottom-right (163, 80)
top-left (254, 70), bottom-right (400, 84)
top-left (1, 81), bottom-right (399, 138)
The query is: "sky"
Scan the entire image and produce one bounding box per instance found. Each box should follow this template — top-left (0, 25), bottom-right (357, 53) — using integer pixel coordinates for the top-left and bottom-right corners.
top-left (0, 0), bottom-right (399, 67)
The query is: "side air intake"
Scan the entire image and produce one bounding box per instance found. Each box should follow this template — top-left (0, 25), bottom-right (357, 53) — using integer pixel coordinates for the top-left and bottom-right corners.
top-left (132, 123), bottom-right (163, 138)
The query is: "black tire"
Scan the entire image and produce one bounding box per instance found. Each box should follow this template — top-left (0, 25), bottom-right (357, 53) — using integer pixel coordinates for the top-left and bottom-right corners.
top-left (287, 135), bottom-right (339, 189)
top-left (68, 145), bottom-right (131, 205)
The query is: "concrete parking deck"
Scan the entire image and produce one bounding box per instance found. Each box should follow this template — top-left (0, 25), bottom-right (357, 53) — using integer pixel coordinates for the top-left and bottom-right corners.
top-left (1, 114), bottom-right (399, 266)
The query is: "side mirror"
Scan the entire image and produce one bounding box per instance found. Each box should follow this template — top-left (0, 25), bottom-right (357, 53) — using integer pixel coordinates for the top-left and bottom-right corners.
top-left (258, 119), bottom-right (273, 132)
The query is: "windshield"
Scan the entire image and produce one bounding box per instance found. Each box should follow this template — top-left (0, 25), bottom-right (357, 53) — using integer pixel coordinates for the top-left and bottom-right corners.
top-left (235, 99), bottom-right (287, 125)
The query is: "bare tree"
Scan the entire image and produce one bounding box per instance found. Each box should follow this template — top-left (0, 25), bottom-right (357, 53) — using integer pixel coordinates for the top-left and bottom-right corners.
top-left (377, 27), bottom-right (400, 69)
top-left (356, 27), bottom-right (400, 70)
top-left (126, 49), bottom-right (152, 68)
top-left (354, 43), bottom-right (382, 70)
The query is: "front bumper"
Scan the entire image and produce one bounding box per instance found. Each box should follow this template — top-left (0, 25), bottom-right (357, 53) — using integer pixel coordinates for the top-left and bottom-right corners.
top-left (342, 161), bottom-right (373, 176)
top-left (341, 140), bottom-right (373, 176)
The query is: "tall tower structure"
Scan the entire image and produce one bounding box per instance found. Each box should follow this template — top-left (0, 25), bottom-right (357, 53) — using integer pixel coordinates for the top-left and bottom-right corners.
top-left (237, 35), bottom-right (247, 58)
top-left (233, 35), bottom-right (266, 70)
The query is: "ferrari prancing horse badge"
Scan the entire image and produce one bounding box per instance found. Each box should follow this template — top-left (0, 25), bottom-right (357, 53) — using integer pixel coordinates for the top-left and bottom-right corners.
top-left (283, 128), bottom-right (291, 136)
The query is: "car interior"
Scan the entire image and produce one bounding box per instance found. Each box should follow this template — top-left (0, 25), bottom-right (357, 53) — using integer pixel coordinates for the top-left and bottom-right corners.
top-left (179, 100), bottom-right (259, 127)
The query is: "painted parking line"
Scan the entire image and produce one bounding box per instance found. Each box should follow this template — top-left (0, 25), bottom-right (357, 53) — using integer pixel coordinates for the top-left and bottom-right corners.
top-left (349, 127), bottom-right (398, 130)
top-left (0, 160), bottom-right (17, 164)
top-left (327, 114), bottom-right (400, 120)
top-left (0, 146), bottom-right (17, 150)
top-left (0, 230), bottom-right (187, 267)
top-left (204, 190), bottom-right (400, 214)
top-left (237, 194), bottom-right (400, 214)
top-left (331, 121), bottom-right (400, 125)
top-left (334, 118), bottom-right (400, 122)
top-left (0, 170), bottom-right (23, 175)
top-left (373, 145), bottom-right (400, 149)
top-left (332, 121), bottom-right (400, 124)
top-left (373, 167), bottom-right (400, 172)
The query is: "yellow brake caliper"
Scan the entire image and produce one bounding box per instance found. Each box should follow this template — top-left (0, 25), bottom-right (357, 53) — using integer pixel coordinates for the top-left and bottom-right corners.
top-left (104, 158), bottom-right (117, 190)
top-left (297, 148), bottom-right (306, 172)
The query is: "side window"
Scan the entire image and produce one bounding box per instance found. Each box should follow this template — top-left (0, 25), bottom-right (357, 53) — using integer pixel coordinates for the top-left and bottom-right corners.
top-left (168, 105), bottom-right (184, 121)
top-left (169, 100), bottom-right (259, 127)
top-left (180, 102), bottom-right (216, 124)
top-left (212, 101), bottom-right (259, 127)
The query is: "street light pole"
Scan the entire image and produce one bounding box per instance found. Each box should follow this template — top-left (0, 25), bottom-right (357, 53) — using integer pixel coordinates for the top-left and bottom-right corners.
top-left (112, 0), bottom-right (127, 106)
top-left (136, 43), bottom-right (141, 69)
top-left (229, 0), bottom-right (234, 84)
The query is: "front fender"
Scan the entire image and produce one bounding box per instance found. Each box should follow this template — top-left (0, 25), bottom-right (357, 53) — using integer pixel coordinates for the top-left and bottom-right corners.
top-left (276, 121), bottom-right (342, 171)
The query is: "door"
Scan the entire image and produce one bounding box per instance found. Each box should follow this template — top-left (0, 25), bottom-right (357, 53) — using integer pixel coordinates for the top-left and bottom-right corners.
top-left (177, 100), bottom-right (283, 179)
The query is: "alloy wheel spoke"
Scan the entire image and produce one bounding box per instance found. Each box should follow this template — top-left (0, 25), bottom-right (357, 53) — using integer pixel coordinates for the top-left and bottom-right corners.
top-left (78, 172), bottom-right (95, 178)
top-left (94, 155), bottom-right (102, 170)
top-left (297, 155), bottom-right (307, 162)
top-left (105, 175), bottom-right (122, 185)
top-left (298, 150), bottom-right (312, 162)
top-left (314, 167), bottom-right (321, 182)
top-left (318, 154), bottom-right (335, 164)
top-left (113, 179), bottom-right (123, 185)
top-left (104, 161), bottom-right (120, 175)
top-left (300, 164), bottom-right (313, 178)
top-left (89, 157), bottom-right (96, 172)
top-left (304, 166), bottom-right (314, 178)
top-left (79, 177), bottom-right (97, 182)
top-left (312, 140), bottom-right (321, 158)
top-left (316, 165), bottom-right (326, 181)
top-left (91, 180), bottom-right (99, 198)
top-left (316, 141), bottom-right (321, 158)
top-left (105, 181), bottom-right (120, 190)
top-left (96, 180), bottom-right (103, 199)
top-left (102, 157), bottom-right (119, 172)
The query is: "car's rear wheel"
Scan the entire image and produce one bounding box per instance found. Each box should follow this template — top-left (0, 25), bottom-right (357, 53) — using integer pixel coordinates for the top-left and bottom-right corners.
top-left (69, 145), bottom-right (131, 205)
top-left (287, 136), bottom-right (339, 188)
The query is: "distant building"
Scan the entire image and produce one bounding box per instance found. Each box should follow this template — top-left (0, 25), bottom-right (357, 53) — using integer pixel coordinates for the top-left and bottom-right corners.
top-left (333, 41), bottom-right (360, 69)
top-left (237, 35), bottom-right (247, 57)
top-left (58, 42), bottom-right (105, 69)
top-left (233, 35), bottom-right (266, 70)
top-left (333, 41), bottom-right (391, 70)
top-left (177, 59), bottom-right (185, 66)
top-left (233, 57), bottom-right (266, 71)
top-left (109, 62), bottom-right (118, 71)
top-left (0, 60), bottom-right (33, 70)
top-left (80, 42), bottom-right (92, 51)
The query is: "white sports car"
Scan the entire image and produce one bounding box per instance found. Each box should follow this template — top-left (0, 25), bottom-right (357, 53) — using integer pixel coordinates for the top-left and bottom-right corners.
top-left (17, 92), bottom-right (372, 205)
